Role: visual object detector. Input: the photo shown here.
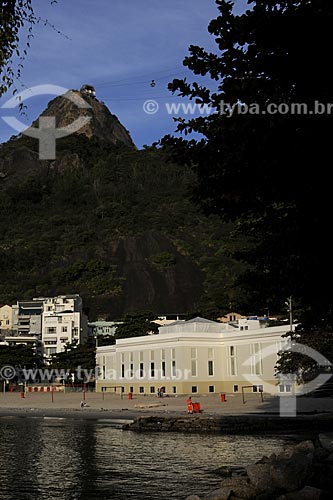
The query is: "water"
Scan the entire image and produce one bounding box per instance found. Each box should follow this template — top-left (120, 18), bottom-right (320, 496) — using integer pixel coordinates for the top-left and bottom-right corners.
top-left (0, 417), bottom-right (293, 500)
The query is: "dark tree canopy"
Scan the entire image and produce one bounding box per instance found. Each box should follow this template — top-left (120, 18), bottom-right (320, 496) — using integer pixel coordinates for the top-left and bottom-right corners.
top-left (114, 312), bottom-right (159, 339)
top-left (50, 341), bottom-right (96, 375)
top-left (0, 0), bottom-right (34, 95)
top-left (160, 0), bottom-right (333, 377)
top-left (0, 344), bottom-right (40, 379)
top-left (0, 0), bottom-right (58, 96)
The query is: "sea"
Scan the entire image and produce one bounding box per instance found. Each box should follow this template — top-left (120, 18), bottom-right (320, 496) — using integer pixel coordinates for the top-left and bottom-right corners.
top-left (0, 417), bottom-right (294, 500)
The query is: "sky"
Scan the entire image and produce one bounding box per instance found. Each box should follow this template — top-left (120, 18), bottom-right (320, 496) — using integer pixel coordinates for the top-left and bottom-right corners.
top-left (0, 0), bottom-right (248, 148)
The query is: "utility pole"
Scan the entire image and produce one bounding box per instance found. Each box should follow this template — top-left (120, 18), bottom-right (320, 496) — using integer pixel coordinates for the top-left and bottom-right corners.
top-left (285, 296), bottom-right (293, 332)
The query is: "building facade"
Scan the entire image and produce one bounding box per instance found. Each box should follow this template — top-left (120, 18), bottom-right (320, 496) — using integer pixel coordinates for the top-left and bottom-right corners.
top-left (96, 317), bottom-right (292, 395)
top-left (40, 295), bottom-right (88, 356)
top-left (0, 305), bottom-right (13, 333)
top-left (8, 295), bottom-right (87, 356)
top-left (11, 300), bottom-right (43, 338)
top-left (88, 321), bottom-right (120, 339)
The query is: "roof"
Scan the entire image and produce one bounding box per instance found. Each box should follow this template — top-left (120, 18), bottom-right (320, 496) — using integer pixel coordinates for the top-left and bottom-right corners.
top-left (186, 317), bottom-right (219, 325)
top-left (159, 316), bottom-right (224, 335)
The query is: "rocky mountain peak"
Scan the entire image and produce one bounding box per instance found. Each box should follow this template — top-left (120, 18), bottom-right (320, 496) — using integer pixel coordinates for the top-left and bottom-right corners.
top-left (33, 85), bottom-right (136, 148)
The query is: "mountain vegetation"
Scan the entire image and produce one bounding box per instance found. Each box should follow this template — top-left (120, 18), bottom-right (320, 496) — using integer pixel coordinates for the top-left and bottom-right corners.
top-left (0, 92), bottom-right (251, 320)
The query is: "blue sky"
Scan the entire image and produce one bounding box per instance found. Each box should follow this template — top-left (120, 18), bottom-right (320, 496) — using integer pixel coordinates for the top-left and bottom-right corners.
top-left (0, 0), bottom-right (248, 148)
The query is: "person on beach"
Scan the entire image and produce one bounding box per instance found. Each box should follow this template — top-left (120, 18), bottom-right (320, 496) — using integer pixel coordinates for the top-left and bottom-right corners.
top-left (187, 396), bottom-right (193, 414)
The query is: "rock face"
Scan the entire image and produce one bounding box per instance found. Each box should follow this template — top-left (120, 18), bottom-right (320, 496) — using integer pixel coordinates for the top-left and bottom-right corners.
top-left (88, 231), bottom-right (204, 317)
top-left (185, 437), bottom-right (333, 500)
top-left (32, 89), bottom-right (136, 148)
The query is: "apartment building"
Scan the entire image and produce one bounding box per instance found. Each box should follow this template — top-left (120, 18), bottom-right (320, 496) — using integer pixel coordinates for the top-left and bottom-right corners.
top-left (40, 295), bottom-right (88, 356)
top-left (0, 304), bottom-right (13, 334)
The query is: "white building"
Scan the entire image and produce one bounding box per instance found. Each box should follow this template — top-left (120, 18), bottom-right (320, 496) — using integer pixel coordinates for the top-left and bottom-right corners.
top-left (96, 317), bottom-right (293, 395)
top-left (0, 304), bottom-right (13, 334)
top-left (88, 321), bottom-right (120, 339)
top-left (39, 295), bottom-right (88, 356)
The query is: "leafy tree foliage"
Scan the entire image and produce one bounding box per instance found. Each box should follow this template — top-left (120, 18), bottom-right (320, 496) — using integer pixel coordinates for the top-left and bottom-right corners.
top-left (50, 341), bottom-right (95, 381)
top-left (114, 311), bottom-right (159, 339)
top-left (96, 334), bottom-right (116, 347)
top-left (0, 0), bottom-right (58, 96)
top-left (0, 344), bottom-right (41, 381)
top-left (160, 0), bottom-right (333, 377)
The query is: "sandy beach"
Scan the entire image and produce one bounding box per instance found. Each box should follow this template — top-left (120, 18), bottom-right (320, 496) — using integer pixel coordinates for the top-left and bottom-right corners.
top-left (1, 391), bottom-right (333, 421)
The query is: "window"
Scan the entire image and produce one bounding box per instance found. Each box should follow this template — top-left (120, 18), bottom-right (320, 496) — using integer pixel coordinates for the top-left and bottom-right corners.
top-left (150, 386), bottom-right (155, 394)
top-left (121, 364), bottom-right (125, 378)
top-left (130, 363), bottom-right (134, 378)
top-left (62, 326), bottom-right (68, 333)
top-left (228, 346), bottom-right (237, 376)
top-left (172, 360), bottom-right (176, 377)
top-left (139, 363), bottom-right (144, 378)
top-left (208, 360), bottom-right (214, 376)
top-left (233, 385), bottom-right (239, 393)
top-left (253, 385), bottom-right (263, 393)
top-left (279, 384), bottom-right (292, 393)
top-left (209, 386), bottom-right (215, 393)
top-left (101, 356), bottom-right (106, 380)
top-left (252, 343), bottom-right (263, 376)
top-left (161, 361), bottom-right (166, 377)
top-left (139, 386), bottom-right (144, 393)
top-left (130, 386), bottom-right (134, 393)
top-left (191, 348), bottom-right (197, 377)
top-left (150, 362), bottom-right (155, 378)
top-left (191, 386), bottom-right (198, 393)
top-left (172, 386), bottom-right (177, 394)
top-left (47, 327), bottom-right (56, 334)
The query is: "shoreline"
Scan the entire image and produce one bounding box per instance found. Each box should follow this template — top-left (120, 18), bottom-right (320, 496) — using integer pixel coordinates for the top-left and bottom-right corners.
top-left (1, 393), bottom-right (333, 432)
top-left (1, 405), bottom-right (333, 435)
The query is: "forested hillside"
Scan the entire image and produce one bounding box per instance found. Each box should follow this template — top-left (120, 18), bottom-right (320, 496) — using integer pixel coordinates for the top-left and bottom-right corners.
top-left (0, 95), bottom-right (249, 319)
